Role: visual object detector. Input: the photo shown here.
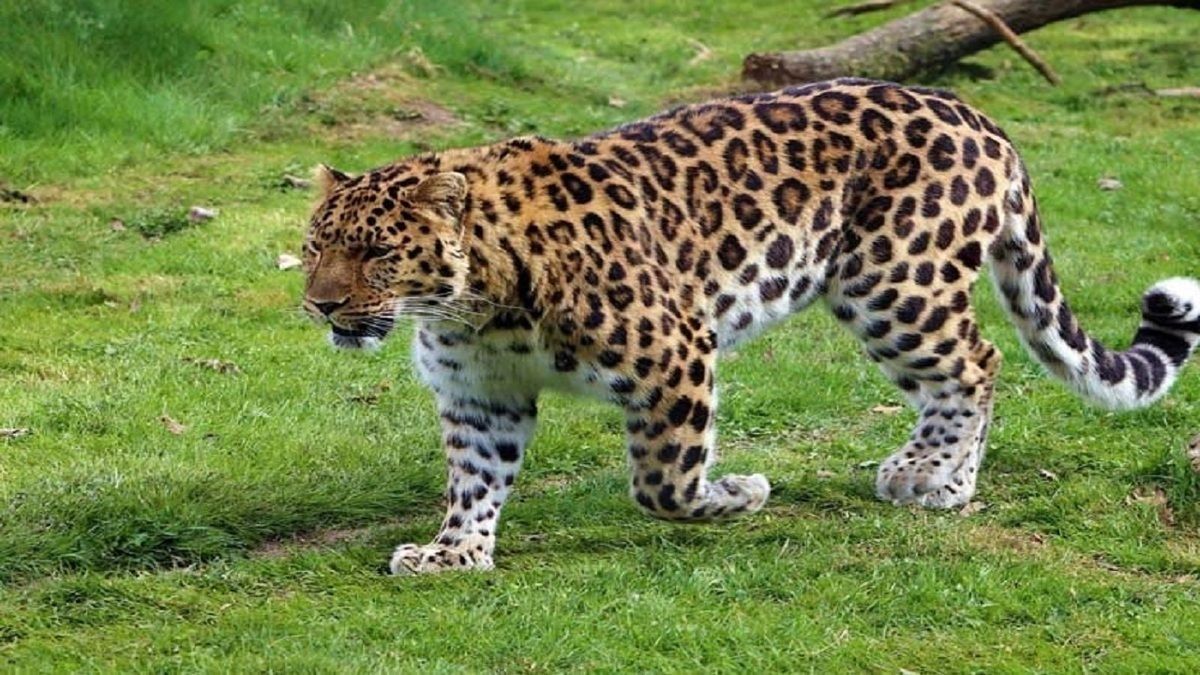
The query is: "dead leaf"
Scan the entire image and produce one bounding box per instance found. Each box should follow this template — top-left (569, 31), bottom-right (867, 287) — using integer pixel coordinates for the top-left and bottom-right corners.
top-left (958, 501), bottom-right (988, 517)
top-left (607, 96), bottom-right (627, 108)
top-left (188, 206), bottom-right (218, 222)
top-left (871, 404), bottom-right (904, 415)
top-left (160, 415), bottom-right (186, 435)
top-left (184, 357), bottom-right (241, 375)
top-left (348, 380), bottom-right (392, 405)
top-left (1097, 177), bottom-right (1123, 191)
top-left (1126, 486), bottom-right (1175, 527)
top-left (856, 460), bottom-right (879, 469)
top-left (1, 428), bottom-right (30, 440)
top-left (109, 218), bottom-right (126, 232)
top-left (1038, 469), bottom-right (1059, 481)
top-left (276, 253), bottom-right (303, 270)
top-left (1187, 433), bottom-right (1200, 474)
top-left (816, 469), bottom-right (838, 479)
top-left (1159, 504), bottom-right (1176, 527)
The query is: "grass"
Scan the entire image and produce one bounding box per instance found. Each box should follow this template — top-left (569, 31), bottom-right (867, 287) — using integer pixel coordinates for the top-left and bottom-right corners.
top-left (2, 0), bottom-right (1200, 670)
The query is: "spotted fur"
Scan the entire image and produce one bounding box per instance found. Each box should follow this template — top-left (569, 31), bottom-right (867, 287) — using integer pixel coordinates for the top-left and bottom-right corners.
top-left (302, 79), bottom-right (1200, 574)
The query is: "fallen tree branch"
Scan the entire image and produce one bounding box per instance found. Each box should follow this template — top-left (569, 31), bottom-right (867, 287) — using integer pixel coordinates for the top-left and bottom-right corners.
top-left (949, 0), bottom-right (1061, 85)
top-left (743, 0), bottom-right (1200, 87)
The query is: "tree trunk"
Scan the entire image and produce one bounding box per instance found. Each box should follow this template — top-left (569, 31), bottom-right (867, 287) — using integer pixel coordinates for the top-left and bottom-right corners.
top-left (742, 0), bottom-right (1200, 87)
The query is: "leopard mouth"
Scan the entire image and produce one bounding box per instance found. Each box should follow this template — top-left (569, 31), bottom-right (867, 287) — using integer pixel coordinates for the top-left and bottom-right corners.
top-left (328, 317), bottom-right (395, 350)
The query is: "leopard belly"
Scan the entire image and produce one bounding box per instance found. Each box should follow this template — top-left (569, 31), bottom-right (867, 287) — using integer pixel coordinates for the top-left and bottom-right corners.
top-left (709, 250), bottom-right (826, 349)
top-left (413, 326), bottom-right (637, 406)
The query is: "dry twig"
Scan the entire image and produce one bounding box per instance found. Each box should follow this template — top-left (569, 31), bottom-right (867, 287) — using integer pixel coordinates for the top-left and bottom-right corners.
top-left (283, 174), bottom-right (313, 190)
top-left (687, 39), bottom-right (714, 67)
top-left (1155, 87), bottom-right (1200, 98)
top-left (949, 0), bottom-right (1062, 85)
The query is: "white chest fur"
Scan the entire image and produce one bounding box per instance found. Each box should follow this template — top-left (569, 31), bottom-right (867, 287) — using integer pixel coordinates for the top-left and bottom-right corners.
top-left (412, 325), bottom-right (627, 405)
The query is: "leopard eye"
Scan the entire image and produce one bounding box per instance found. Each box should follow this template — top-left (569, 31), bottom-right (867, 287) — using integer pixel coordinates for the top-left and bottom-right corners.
top-left (364, 245), bottom-right (391, 261)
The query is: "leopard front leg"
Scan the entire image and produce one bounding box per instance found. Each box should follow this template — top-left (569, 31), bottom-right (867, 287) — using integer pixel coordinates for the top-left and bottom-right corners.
top-left (624, 339), bottom-right (770, 521)
top-left (390, 394), bottom-right (536, 575)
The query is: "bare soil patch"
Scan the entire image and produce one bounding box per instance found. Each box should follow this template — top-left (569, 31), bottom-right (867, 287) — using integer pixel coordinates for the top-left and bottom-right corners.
top-left (298, 63), bottom-right (460, 142)
top-left (252, 526), bottom-right (374, 559)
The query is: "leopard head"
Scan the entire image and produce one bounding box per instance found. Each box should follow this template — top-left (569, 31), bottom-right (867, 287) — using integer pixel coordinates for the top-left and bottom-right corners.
top-left (302, 165), bottom-right (470, 349)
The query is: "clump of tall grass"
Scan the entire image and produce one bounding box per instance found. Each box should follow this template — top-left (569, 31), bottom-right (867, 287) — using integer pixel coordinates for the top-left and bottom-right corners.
top-left (0, 0), bottom-right (529, 184)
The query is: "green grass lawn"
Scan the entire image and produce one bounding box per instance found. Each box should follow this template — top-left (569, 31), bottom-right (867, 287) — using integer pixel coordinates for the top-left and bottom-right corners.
top-left (3, 0), bottom-right (1200, 671)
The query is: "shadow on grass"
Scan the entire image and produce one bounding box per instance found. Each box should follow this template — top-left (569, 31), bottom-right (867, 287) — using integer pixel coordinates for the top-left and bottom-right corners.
top-left (0, 468), bottom-right (442, 585)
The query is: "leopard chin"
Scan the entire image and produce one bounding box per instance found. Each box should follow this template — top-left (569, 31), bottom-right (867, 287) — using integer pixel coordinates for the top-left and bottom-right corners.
top-left (328, 320), bottom-right (393, 351)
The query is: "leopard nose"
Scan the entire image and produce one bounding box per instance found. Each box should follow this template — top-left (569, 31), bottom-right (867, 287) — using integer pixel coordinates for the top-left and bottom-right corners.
top-left (312, 298), bottom-right (349, 317)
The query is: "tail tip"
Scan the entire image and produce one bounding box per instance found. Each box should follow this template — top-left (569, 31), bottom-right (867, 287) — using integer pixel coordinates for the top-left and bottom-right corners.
top-left (1142, 277), bottom-right (1200, 329)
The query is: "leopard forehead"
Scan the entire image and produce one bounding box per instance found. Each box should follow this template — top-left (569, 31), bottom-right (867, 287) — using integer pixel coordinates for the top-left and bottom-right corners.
top-left (307, 176), bottom-right (428, 250)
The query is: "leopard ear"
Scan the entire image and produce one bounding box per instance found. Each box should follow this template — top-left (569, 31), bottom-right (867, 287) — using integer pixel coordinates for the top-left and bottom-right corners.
top-left (314, 164), bottom-right (352, 196)
top-left (412, 172), bottom-right (467, 220)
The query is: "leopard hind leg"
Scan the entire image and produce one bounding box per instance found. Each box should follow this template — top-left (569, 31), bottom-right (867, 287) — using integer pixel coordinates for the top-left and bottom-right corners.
top-left (873, 339), bottom-right (1000, 508)
top-left (827, 253), bottom-right (1001, 508)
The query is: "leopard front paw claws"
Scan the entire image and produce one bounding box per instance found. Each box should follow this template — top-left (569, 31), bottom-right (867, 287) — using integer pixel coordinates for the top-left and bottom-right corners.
top-left (876, 453), bottom-right (976, 509)
top-left (388, 543), bottom-right (495, 575)
top-left (715, 473), bottom-right (771, 513)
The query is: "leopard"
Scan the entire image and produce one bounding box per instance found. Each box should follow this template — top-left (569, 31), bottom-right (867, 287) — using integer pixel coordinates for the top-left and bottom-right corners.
top-left (301, 78), bottom-right (1200, 575)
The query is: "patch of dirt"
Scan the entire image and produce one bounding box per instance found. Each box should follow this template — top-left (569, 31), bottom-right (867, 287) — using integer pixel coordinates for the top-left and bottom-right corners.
top-left (963, 523), bottom-right (1050, 555)
top-left (1085, 554), bottom-right (1198, 585)
top-left (252, 526), bottom-right (374, 559)
top-left (966, 523), bottom-right (1198, 584)
top-left (297, 62), bottom-right (460, 143)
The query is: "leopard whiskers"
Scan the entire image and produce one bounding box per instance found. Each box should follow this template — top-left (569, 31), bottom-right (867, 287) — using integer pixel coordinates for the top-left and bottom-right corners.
top-left (452, 289), bottom-right (525, 314)
top-left (387, 296), bottom-right (482, 328)
top-left (360, 316), bottom-right (398, 331)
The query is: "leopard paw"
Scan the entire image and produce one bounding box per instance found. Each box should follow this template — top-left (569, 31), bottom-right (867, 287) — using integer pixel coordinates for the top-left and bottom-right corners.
top-left (875, 448), bottom-right (977, 509)
top-left (388, 543), bottom-right (495, 575)
top-left (713, 473), bottom-right (771, 514)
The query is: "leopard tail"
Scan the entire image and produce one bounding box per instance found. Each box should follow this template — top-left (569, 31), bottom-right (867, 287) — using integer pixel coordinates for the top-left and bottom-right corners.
top-left (989, 161), bottom-right (1200, 410)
